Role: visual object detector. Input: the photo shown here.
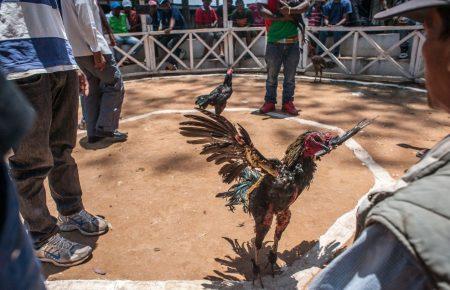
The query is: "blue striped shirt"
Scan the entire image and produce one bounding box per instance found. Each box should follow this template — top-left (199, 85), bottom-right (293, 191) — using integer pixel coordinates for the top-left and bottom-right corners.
top-left (0, 0), bottom-right (78, 79)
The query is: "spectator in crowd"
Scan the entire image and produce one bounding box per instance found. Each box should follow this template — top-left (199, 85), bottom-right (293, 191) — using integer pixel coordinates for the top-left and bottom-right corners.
top-left (248, 3), bottom-right (265, 27)
top-left (310, 1), bottom-right (450, 289)
top-left (350, 0), bottom-right (387, 25)
top-left (217, 0), bottom-right (235, 27)
top-left (318, 0), bottom-right (353, 56)
top-left (306, 0), bottom-right (325, 53)
top-left (0, 73), bottom-right (45, 290)
top-left (231, 0), bottom-right (255, 48)
top-left (0, 1), bottom-right (108, 267)
top-left (61, 0), bottom-right (127, 144)
top-left (396, 15), bottom-right (417, 59)
top-left (107, 1), bottom-right (142, 60)
top-left (195, 0), bottom-right (225, 59)
top-left (123, 0), bottom-right (142, 32)
top-left (257, 0), bottom-right (309, 115)
top-left (158, 0), bottom-right (187, 71)
top-left (146, 0), bottom-right (160, 31)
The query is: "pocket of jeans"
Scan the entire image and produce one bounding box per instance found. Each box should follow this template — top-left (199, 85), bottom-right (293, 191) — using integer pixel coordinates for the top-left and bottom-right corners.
top-left (15, 74), bottom-right (44, 88)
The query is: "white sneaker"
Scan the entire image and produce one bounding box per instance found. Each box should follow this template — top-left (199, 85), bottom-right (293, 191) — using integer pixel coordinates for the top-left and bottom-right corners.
top-left (58, 209), bottom-right (108, 236)
top-left (35, 234), bottom-right (92, 267)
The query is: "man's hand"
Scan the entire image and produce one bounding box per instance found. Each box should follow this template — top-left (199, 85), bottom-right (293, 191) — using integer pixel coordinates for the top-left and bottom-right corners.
top-left (93, 51), bottom-right (106, 71)
top-left (109, 34), bottom-right (117, 47)
top-left (236, 18), bottom-right (248, 27)
top-left (279, 6), bottom-right (291, 16)
top-left (164, 27), bottom-right (172, 34)
top-left (78, 71), bottom-right (88, 96)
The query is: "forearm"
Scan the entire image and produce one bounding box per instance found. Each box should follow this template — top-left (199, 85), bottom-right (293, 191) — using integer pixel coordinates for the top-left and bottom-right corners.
top-left (279, 0), bottom-right (310, 15)
top-left (335, 15), bottom-right (347, 26)
top-left (99, 7), bottom-right (114, 35)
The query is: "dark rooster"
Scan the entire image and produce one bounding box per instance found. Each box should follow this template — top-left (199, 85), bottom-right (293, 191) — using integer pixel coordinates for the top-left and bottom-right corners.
top-left (195, 68), bottom-right (233, 115)
top-left (179, 109), bottom-right (374, 286)
top-left (311, 55), bottom-right (336, 83)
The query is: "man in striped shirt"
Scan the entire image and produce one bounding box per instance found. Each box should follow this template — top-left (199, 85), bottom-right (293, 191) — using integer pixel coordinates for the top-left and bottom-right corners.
top-left (0, 0), bottom-right (108, 267)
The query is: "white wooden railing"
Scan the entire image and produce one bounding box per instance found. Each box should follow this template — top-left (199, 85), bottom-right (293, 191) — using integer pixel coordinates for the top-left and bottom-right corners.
top-left (113, 24), bottom-right (425, 81)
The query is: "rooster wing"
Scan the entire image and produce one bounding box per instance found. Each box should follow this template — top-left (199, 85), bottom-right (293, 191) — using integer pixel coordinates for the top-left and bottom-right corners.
top-left (180, 108), bottom-right (279, 184)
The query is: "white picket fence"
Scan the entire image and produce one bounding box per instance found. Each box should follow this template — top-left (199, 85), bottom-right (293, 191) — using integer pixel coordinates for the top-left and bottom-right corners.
top-left (113, 24), bottom-right (425, 81)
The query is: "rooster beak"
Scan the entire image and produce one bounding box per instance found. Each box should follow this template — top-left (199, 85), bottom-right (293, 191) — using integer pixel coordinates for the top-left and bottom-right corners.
top-left (320, 143), bottom-right (331, 152)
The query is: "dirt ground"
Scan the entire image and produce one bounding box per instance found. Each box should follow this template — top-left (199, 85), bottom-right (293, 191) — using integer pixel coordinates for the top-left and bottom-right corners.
top-left (43, 75), bottom-right (449, 282)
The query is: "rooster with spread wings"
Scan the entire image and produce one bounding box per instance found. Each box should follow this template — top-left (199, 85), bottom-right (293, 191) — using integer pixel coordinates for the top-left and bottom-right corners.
top-left (179, 109), bottom-right (373, 286)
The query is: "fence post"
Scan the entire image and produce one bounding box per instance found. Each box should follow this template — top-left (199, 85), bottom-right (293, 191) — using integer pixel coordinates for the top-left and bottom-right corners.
top-left (147, 28), bottom-right (157, 71)
top-left (351, 31), bottom-right (359, 74)
top-left (189, 32), bottom-right (194, 70)
top-left (139, 0), bottom-right (152, 71)
top-left (227, 21), bottom-right (234, 67)
top-left (409, 31), bottom-right (419, 77)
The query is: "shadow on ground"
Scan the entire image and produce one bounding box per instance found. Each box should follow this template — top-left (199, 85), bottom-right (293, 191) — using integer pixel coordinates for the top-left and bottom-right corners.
top-left (202, 237), bottom-right (346, 289)
top-left (201, 238), bottom-right (316, 288)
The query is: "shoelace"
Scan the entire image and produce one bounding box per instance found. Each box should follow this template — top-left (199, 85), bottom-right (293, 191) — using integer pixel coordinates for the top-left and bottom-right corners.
top-left (77, 210), bottom-right (100, 224)
top-left (46, 235), bottom-right (73, 255)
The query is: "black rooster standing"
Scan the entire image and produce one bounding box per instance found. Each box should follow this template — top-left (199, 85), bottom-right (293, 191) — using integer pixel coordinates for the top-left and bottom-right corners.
top-left (180, 109), bottom-right (374, 286)
top-left (195, 68), bottom-right (233, 116)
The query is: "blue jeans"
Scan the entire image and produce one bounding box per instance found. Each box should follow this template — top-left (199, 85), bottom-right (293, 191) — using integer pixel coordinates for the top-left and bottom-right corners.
top-left (114, 36), bottom-right (142, 60)
top-left (265, 42), bottom-right (300, 104)
top-left (399, 19), bottom-right (417, 55)
top-left (318, 31), bottom-right (343, 56)
top-left (75, 54), bottom-right (125, 137)
top-left (115, 35), bottom-right (141, 46)
top-left (0, 163), bottom-right (45, 290)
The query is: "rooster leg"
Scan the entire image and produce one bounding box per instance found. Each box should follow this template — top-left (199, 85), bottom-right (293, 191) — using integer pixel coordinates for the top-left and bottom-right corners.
top-left (267, 209), bottom-right (292, 277)
top-left (214, 102), bottom-right (226, 116)
top-left (252, 207), bottom-right (274, 287)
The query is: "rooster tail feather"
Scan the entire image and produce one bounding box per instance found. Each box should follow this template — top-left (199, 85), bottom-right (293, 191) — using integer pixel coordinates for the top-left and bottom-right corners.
top-left (215, 168), bottom-right (261, 212)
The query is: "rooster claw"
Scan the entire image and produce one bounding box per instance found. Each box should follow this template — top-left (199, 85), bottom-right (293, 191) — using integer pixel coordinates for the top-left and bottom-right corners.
top-left (252, 259), bottom-right (264, 288)
top-left (265, 250), bottom-right (278, 278)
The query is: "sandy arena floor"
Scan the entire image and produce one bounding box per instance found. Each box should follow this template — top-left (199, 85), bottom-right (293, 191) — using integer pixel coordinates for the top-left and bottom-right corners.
top-left (43, 75), bottom-right (449, 284)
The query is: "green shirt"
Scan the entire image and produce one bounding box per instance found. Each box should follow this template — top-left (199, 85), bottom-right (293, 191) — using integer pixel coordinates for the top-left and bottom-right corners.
top-left (267, 21), bottom-right (298, 43)
top-left (108, 13), bottom-right (129, 34)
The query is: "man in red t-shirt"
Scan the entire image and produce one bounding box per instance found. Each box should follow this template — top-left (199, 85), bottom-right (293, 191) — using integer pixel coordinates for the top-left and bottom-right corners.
top-left (195, 0), bottom-right (225, 58)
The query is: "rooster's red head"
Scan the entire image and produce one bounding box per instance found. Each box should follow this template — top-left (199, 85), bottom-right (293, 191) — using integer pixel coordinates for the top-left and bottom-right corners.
top-left (223, 68), bottom-right (233, 86)
top-left (303, 132), bottom-right (333, 158)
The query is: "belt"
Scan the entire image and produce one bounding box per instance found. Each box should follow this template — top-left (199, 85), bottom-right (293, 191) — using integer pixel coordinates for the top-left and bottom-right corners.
top-left (276, 35), bottom-right (299, 44)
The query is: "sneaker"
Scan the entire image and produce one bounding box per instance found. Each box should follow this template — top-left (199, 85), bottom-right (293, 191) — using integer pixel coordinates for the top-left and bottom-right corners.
top-left (58, 209), bottom-right (109, 236)
top-left (399, 52), bottom-right (408, 59)
top-left (90, 129), bottom-right (128, 143)
top-left (35, 234), bottom-right (92, 267)
top-left (282, 101), bottom-right (299, 116)
top-left (259, 102), bottom-right (276, 114)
